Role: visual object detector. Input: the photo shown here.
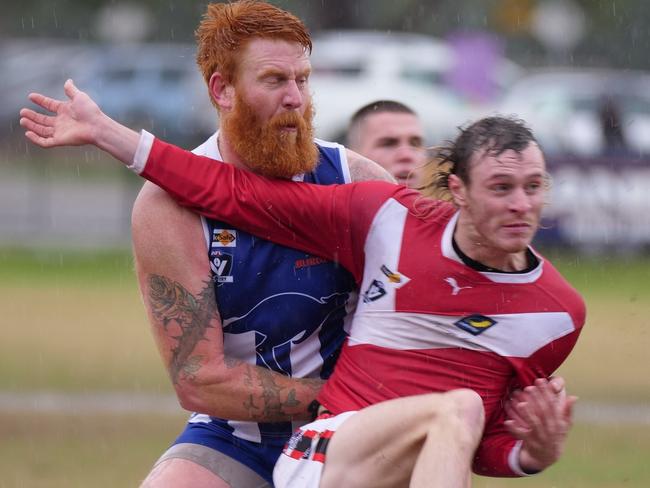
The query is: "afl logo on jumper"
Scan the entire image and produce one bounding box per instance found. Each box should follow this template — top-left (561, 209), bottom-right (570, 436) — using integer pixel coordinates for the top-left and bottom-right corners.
top-left (212, 229), bottom-right (237, 247)
top-left (454, 314), bottom-right (497, 336)
top-left (210, 250), bottom-right (234, 283)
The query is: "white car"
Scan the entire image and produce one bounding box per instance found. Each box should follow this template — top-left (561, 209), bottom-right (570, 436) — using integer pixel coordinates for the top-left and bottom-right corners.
top-left (498, 68), bottom-right (650, 250)
top-left (308, 30), bottom-right (517, 144)
top-left (497, 68), bottom-right (650, 156)
top-left (80, 43), bottom-right (215, 145)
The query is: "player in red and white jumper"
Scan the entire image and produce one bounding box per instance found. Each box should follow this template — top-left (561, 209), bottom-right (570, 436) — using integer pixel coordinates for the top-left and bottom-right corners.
top-left (21, 85), bottom-right (584, 488)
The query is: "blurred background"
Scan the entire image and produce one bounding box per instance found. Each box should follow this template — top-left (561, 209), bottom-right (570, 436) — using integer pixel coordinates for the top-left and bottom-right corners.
top-left (2, 0), bottom-right (650, 251)
top-left (1, 1), bottom-right (649, 486)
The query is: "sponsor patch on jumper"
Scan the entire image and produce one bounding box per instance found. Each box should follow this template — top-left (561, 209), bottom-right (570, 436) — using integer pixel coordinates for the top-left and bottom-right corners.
top-left (379, 264), bottom-right (410, 287)
top-left (211, 229), bottom-right (237, 247)
top-left (295, 256), bottom-right (328, 270)
top-left (380, 264), bottom-right (403, 283)
top-left (454, 314), bottom-right (497, 336)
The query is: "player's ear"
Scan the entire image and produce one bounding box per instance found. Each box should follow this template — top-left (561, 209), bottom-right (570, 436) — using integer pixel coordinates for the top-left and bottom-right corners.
top-left (209, 72), bottom-right (235, 111)
top-left (448, 174), bottom-right (467, 207)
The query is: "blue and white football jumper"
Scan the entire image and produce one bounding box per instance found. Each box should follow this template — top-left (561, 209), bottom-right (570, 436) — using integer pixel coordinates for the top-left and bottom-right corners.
top-left (171, 133), bottom-right (356, 483)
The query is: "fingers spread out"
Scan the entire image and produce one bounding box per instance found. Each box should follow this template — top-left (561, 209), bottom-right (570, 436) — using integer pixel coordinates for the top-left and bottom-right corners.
top-left (20, 109), bottom-right (56, 148)
top-left (24, 130), bottom-right (55, 148)
top-left (64, 79), bottom-right (80, 99)
top-left (27, 92), bottom-right (61, 114)
top-left (20, 108), bottom-right (55, 128)
top-left (20, 117), bottom-right (52, 136)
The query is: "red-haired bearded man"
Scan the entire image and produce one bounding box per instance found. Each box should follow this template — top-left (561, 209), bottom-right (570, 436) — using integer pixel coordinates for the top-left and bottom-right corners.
top-left (109, 2), bottom-right (392, 487)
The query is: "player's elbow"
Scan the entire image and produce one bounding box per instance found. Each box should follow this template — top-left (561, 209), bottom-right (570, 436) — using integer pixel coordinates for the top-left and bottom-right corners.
top-left (172, 366), bottom-right (232, 415)
top-left (174, 385), bottom-right (204, 413)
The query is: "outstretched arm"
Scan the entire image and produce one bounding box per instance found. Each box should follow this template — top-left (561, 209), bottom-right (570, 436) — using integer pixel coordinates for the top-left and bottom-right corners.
top-left (20, 79), bottom-right (139, 165)
top-left (21, 81), bottom-right (389, 280)
top-left (21, 80), bottom-right (326, 421)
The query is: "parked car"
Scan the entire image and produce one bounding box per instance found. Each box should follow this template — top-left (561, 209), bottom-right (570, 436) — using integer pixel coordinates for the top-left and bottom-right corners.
top-left (497, 68), bottom-right (650, 156)
top-left (308, 30), bottom-right (521, 144)
top-left (1, 41), bottom-right (216, 146)
top-left (80, 43), bottom-right (215, 145)
top-left (498, 68), bottom-right (650, 251)
top-left (0, 39), bottom-right (95, 136)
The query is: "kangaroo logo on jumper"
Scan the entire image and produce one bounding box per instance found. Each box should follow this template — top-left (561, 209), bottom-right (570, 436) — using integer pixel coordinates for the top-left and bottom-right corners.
top-left (362, 279), bottom-right (386, 303)
top-left (454, 314), bottom-right (496, 336)
top-left (209, 251), bottom-right (234, 284)
top-left (444, 277), bottom-right (473, 296)
top-left (212, 229), bottom-right (237, 247)
top-left (222, 292), bottom-right (348, 376)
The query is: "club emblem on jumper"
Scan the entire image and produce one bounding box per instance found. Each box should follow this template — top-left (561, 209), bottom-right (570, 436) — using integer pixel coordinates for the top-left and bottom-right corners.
top-left (212, 229), bottom-right (237, 247)
top-left (444, 277), bottom-right (473, 296)
top-left (454, 314), bottom-right (497, 336)
top-left (362, 279), bottom-right (387, 303)
top-left (210, 251), bottom-right (234, 284)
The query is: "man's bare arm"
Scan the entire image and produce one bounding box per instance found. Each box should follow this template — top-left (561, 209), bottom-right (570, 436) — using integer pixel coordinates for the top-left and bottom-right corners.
top-left (345, 149), bottom-right (396, 183)
top-left (20, 81), bottom-right (395, 189)
top-left (132, 182), bottom-right (322, 421)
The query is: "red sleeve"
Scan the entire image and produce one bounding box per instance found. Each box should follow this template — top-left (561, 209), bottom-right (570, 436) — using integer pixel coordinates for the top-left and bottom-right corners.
top-left (473, 411), bottom-right (525, 478)
top-left (141, 137), bottom-right (394, 282)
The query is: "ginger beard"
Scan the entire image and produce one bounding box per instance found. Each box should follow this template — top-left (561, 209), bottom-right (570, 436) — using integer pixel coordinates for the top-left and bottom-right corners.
top-left (222, 92), bottom-right (318, 179)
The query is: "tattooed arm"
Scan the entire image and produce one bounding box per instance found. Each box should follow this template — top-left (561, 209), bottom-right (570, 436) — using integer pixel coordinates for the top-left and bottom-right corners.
top-left (345, 148), bottom-right (396, 183)
top-left (132, 182), bottom-right (323, 421)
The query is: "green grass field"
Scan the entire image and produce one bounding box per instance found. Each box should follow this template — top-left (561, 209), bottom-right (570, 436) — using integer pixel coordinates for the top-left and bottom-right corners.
top-left (1, 248), bottom-right (649, 486)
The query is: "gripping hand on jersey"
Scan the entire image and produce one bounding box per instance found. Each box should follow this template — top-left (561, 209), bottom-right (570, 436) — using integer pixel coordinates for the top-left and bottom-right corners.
top-left (20, 79), bottom-right (140, 165)
top-left (505, 376), bottom-right (576, 473)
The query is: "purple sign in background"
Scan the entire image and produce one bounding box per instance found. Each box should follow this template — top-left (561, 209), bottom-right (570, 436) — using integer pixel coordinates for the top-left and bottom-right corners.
top-left (445, 31), bottom-right (503, 103)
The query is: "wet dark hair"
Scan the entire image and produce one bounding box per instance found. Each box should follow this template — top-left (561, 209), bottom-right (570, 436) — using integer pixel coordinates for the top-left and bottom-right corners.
top-left (420, 116), bottom-right (538, 199)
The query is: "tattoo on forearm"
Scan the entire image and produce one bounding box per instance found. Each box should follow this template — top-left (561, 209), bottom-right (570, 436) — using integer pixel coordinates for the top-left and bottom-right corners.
top-left (148, 275), bottom-right (217, 384)
top-left (249, 371), bottom-right (323, 420)
top-left (239, 361), bottom-right (323, 420)
top-left (149, 274), bottom-right (325, 420)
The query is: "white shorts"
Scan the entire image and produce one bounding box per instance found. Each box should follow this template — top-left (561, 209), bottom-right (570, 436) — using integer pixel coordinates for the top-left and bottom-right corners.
top-left (273, 411), bottom-right (358, 488)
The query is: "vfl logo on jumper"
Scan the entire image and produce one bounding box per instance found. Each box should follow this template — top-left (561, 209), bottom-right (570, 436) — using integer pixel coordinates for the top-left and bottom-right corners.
top-left (209, 251), bottom-right (234, 284)
top-left (444, 277), bottom-right (473, 296)
top-left (362, 279), bottom-right (386, 303)
top-left (222, 292), bottom-right (348, 376)
top-left (211, 229), bottom-right (237, 247)
top-left (454, 314), bottom-right (497, 336)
